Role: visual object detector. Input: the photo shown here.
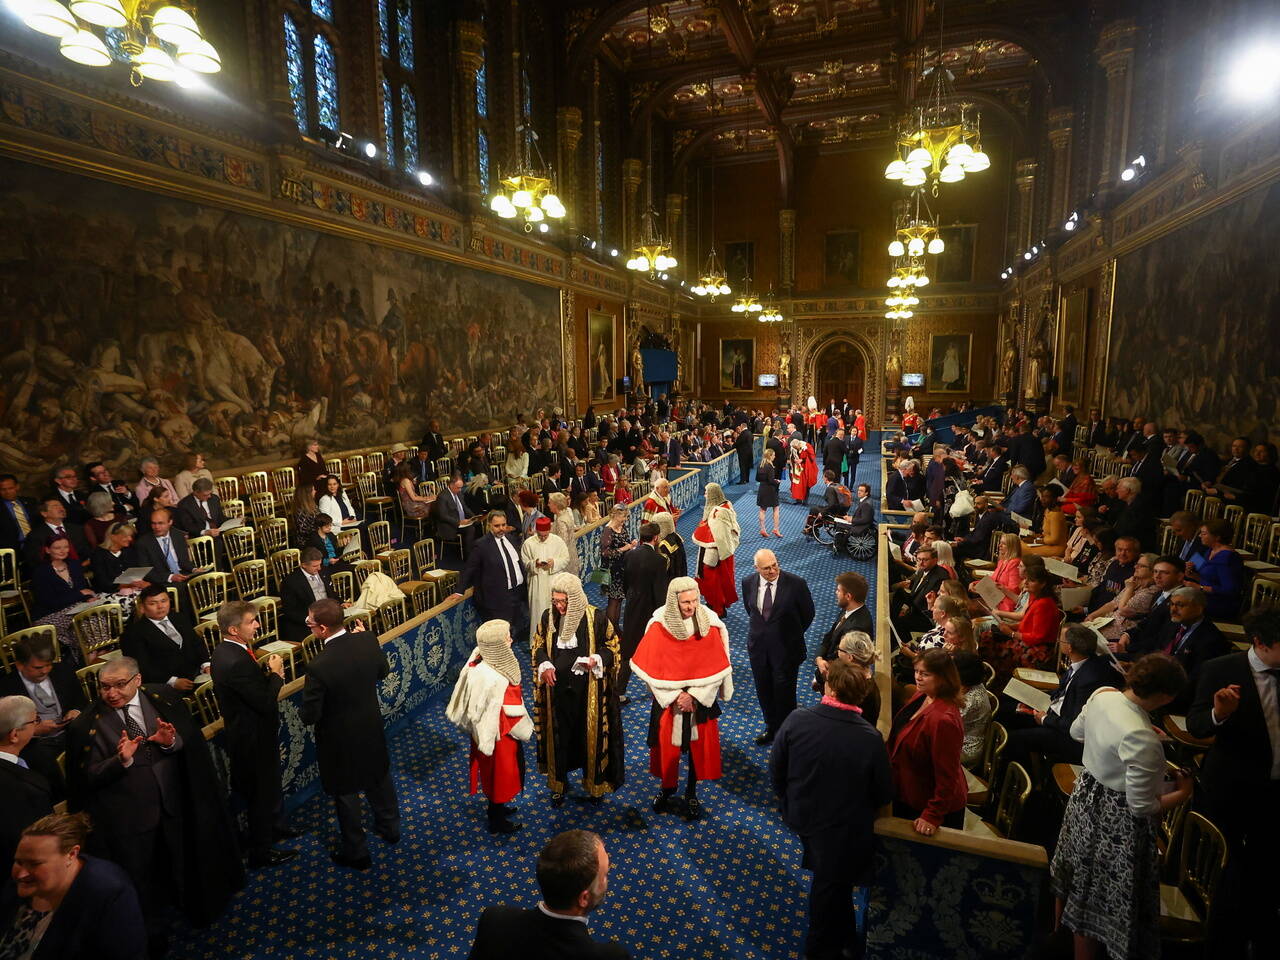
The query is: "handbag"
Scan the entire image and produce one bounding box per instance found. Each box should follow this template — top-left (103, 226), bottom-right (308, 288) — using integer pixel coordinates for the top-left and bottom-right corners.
top-left (588, 568), bottom-right (611, 586)
top-left (949, 489), bottom-right (975, 519)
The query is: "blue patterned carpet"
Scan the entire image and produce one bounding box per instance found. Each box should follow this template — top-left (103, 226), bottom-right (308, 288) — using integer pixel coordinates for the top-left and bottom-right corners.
top-left (171, 434), bottom-right (883, 960)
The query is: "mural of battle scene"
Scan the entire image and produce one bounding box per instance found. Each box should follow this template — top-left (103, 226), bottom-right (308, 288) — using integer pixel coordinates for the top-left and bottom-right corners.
top-left (0, 159), bottom-right (562, 487)
top-left (1107, 179), bottom-right (1280, 450)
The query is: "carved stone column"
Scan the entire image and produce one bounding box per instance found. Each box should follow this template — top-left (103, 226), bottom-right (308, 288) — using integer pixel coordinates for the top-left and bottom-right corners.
top-left (1047, 107), bottom-right (1074, 228)
top-left (778, 209), bottom-right (796, 293)
top-left (456, 20), bottom-right (486, 210)
top-left (621, 158), bottom-right (643, 248)
top-left (555, 106), bottom-right (583, 238)
top-left (665, 193), bottom-right (683, 267)
top-left (1014, 159), bottom-right (1037, 255)
top-left (1095, 19), bottom-right (1138, 191)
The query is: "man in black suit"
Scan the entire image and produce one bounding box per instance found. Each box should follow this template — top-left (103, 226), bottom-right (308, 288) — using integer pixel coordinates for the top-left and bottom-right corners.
top-left (1186, 606), bottom-right (1280, 955)
top-left (435, 474), bottom-right (480, 553)
top-left (121, 584), bottom-right (208, 688)
top-left (453, 510), bottom-right (529, 640)
top-left (1134, 586), bottom-right (1228, 712)
top-left (847, 484), bottom-right (876, 536)
top-left (0, 695), bottom-right (55, 867)
top-left (843, 431), bottom-right (863, 486)
top-left (823, 427), bottom-right (846, 475)
top-left (766, 431), bottom-right (787, 479)
top-left (734, 425), bottom-right (754, 484)
top-left (618, 522), bottom-right (670, 700)
top-left (884, 461), bottom-right (925, 511)
top-left (951, 495), bottom-right (1008, 562)
top-left (1113, 554), bottom-right (1185, 657)
top-left (173, 477), bottom-right (226, 542)
top-left (0, 474), bottom-right (39, 561)
top-left (209, 600), bottom-right (298, 869)
top-left (1111, 476), bottom-right (1157, 550)
top-left (890, 546), bottom-right (947, 637)
top-left (46, 464), bottom-right (88, 525)
top-left (300, 598), bottom-right (400, 870)
top-left (1059, 405), bottom-right (1078, 442)
top-left (21, 498), bottom-right (91, 569)
top-left (135, 507), bottom-right (195, 585)
top-left (972, 447), bottom-right (1008, 494)
top-left (813, 572), bottom-right (874, 690)
top-left (0, 634), bottom-right (85, 795)
top-left (419, 419), bottom-right (447, 461)
top-left (770, 660), bottom-right (893, 960)
top-left (1004, 625), bottom-right (1124, 767)
top-left (1177, 431), bottom-right (1219, 487)
top-left (1204, 435), bottom-right (1255, 499)
top-left (65, 656), bottom-right (245, 930)
top-left (281, 547), bottom-right (336, 642)
top-left (84, 461), bottom-right (139, 518)
top-left (1084, 409), bottom-right (1111, 449)
top-left (741, 549), bottom-right (816, 745)
top-left (664, 430), bottom-right (684, 470)
top-left (468, 829), bottom-right (629, 959)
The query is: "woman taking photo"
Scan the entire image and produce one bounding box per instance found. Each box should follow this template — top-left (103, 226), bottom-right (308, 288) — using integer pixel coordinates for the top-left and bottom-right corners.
top-left (1052, 653), bottom-right (1192, 960)
top-left (598, 505), bottom-right (636, 627)
top-left (756, 447), bottom-right (781, 537)
top-left (888, 649), bottom-right (967, 834)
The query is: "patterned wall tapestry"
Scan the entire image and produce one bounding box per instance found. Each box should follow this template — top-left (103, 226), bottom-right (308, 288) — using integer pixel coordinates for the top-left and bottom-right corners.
top-left (1107, 179), bottom-right (1280, 449)
top-left (0, 159), bottom-right (562, 485)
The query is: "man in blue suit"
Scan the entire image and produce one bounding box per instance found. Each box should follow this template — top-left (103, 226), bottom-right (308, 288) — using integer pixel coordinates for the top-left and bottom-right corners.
top-left (1004, 466), bottom-right (1037, 518)
top-left (741, 549), bottom-right (815, 746)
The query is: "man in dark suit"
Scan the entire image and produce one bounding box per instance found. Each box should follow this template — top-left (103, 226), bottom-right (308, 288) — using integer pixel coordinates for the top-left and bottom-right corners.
top-left (1004, 466), bottom-right (1037, 518)
top-left (281, 547), bottom-right (335, 642)
top-left (664, 430), bottom-right (684, 470)
top-left (972, 447), bottom-right (1008, 494)
top-left (1084, 409), bottom-right (1112, 449)
top-left (46, 464), bottom-right (88, 525)
top-left (823, 427), bottom-right (846, 475)
top-left (1004, 625), bottom-right (1124, 767)
top-left (435, 474), bottom-right (480, 552)
top-left (1134, 587), bottom-right (1228, 713)
top-left (885, 461), bottom-right (925, 511)
top-left (135, 507), bottom-right (195, 585)
top-left (843, 430), bottom-right (863, 486)
top-left (121, 584), bottom-right (207, 690)
top-left (1177, 431), bottom-right (1219, 487)
top-left (734, 425), bottom-right (754, 484)
top-left (419, 420), bottom-right (447, 461)
top-left (1059, 405), bottom-right (1078, 442)
top-left (453, 510), bottom-right (529, 639)
top-left (22, 498), bottom-right (91, 569)
top-left (209, 600), bottom-right (298, 869)
top-left (1204, 435), bottom-right (1255, 498)
top-left (172, 477), bottom-right (226, 541)
top-left (952, 496), bottom-right (1007, 562)
top-left (1110, 476), bottom-right (1157, 550)
top-left (0, 474), bottom-right (39, 561)
top-left (1005, 423), bottom-right (1046, 478)
top-left (813, 572), bottom-right (873, 690)
top-left (1186, 606), bottom-right (1280, 956)
top-left (847, 483), bottom-right (876, 536)
top-left (0, 635), bottom-right (85, 795)
top-left (890, 546), bottom-right (947, 636)
top-left (65, 656), bottom-right (245, 930)
top-left (770, 660), bottom-right (893, 960)
top-left (300, 598), bottom-right (400, 870)
top-left (468, 829), bottom-right (630, 959)
top-left (741, 549), bottom-right (816, 745)
top-left (1112, 554), bottom-right (1185, 658)
top-left (766, 431), bottom-right (787, 479)
top-left (84, 461), bottom-right (139, 518)
top-left (618, 523), bottom-right (670, 700)
top-left (0, 695), bottom-right (55, 867)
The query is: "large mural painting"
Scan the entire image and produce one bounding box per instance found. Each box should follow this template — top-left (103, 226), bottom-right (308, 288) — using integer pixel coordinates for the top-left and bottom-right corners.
top-left (1107, 179), bottom-right (1280, 449)
top-left (0, 159), bottom-right (562, 485)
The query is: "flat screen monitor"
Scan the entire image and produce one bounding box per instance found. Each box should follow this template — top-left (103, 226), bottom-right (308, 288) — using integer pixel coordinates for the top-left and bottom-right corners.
top-left (757, 373), bottom-right (778, 388)
top-left (901, 372), bottom-right (925, 387)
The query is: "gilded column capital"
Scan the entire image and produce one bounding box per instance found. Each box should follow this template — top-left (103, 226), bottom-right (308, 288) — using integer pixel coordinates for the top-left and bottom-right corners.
top-left (1096, 19), bottom-right (1137, 76)
top-left (1015, 158), bottom-right (1037, 190)
top-left (621, 158), bottom-right (643, 189)
top-left (457, 20), bottom-right (486, 75)
top-left (1048, 107), bottom-right (1074, 145)
top-left (557, 106), bottom-right (583, 151)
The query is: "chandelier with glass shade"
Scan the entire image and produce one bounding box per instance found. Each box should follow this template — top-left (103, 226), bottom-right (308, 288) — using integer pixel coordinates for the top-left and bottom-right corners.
top-left (888, 189), bottom-right (945, 258)
top-left (489, 124), bottom-right (565, 226)
top-left (10, 1), bottom-right (222, 87)
top-left (757, 288), bottom-right (784, 323)
top-left (730, 276), bottom-right (763, 314)
top-left (690, 169), bottom-right (730, 299)
top-left (884, 257), bottom-right (929, 322)
top-left (883, 2), bottom-right (988, 194)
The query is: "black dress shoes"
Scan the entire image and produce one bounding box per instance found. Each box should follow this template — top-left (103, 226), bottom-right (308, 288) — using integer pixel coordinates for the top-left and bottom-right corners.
top-left (249, 848), bottom-right (298, 868)
top-left (754, 733), bottom-right (775, 746)
top-left (330, 851), bottom-right (373, 870)
top-left (376, 830), bottom-right (400, 844)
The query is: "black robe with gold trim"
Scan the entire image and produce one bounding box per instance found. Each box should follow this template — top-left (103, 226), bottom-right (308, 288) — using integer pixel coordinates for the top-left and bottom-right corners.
top-left (657, 531), bottom-right (688, 579)
top-left (532, 606), bottom-right (625, 796)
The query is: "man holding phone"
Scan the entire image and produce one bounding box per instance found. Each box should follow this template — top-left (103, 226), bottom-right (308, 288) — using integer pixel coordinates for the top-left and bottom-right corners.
top-left (0, 634), bottom-right (85, 795)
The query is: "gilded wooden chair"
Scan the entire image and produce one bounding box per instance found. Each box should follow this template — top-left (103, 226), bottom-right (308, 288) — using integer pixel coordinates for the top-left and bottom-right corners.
top-left (1183, 488), bottom-right (1205, 515)
top-left (0, 548), bottom-right (31, 630)
top-left (405, 580), bottom-right (439, 617)
top-left (257, 518), bottom-right (290, 555)
top-left (213, 476), bottom-right (240, 502)
top-left (325, 458), bottom-right (345, 482)
top-left (988, 761), bottom-right (1032, 840)
top-left (0, 624), bottom-right (59, 671)
top-left (71, 603), bottom-right (124, 662)
top-left (434, 457), bottom-right (453, 479)
top-left (187, 572), bottom-right (230, 622)
top-left (232, 559), bottom-right (269, 600)
top-left (165, 586), bottom-right (182, 615)
top-left (380, 548), bottom-right (413, 584)
top-left (248, 492), bottom-right (278, 524)
top-left (1251, 577), bottom-right (1280, 609)
top-left (1159, 812), bottom-right (1229, 950)
top-left (1242, 513), bottom-right (1272, 555)
top-left (192, 682), bottom-right (222, 726)
top-left (345, 455), bottom-right (367, 481)
top-left (366, 451), bottom-right (385, 473)
top-left (76, 661), bottom-right (106, 702)
top-left (193, 619), bottom-right (221, 659)
top-left (242, 471), bottom-right (270, 497)
top-left (330, 570), bottom-right (354, 604)
top-left (269, 549), bottom-right (300, 586)
top-left (368, 520), bottom-right (393, 556)
top-left (373, 596), bottom-right (406, 634)
top-left (1268, 522), bottom-right (1280, 565)
top-left (1222, 504), bottom-right (1245, 546)
top-left (344, 611), bottom-right (370, 633)
top-left (223, 525), bottom-right (257, 565)
top-left (222, 498), bottom-right (245, 521)
top-left (412, 538), bottom-right (438, 577)
top-left (417, 480), bottom-right (439, 498)
top-left (1158, 522), bottom-right (1178, 556)
top-left (250, 596), bottom-right (280, 643)
top-left (336, 528), bottom-right (364, 561)
top-left (357, 472), bottom-right (395, 525)
top-left (187, 535), bottom-right (216, 572)
top-left (353, 559), bottom-right (382, 590)
top-left (300, 633), bottom-right (323, 664)
top-left (271, 467), bottom-right (296, 504)
top-left (1200, 496), bottom-right (1223, 522)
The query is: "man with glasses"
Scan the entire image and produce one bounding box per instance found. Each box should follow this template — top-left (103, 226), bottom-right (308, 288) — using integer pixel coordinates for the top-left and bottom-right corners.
top-left (45, 464), bottom-right (88, 525)
top-left (65, 656), bottom-right (245, 941)
top-left (0, 695), bottom-right (54, 866)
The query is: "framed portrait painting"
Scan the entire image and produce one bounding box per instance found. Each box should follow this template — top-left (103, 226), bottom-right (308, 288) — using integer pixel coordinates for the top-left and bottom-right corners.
top-left (587, 310), bottom-right (615, 401)
top-left (719, 338), bottom-right (754, 392)
top-left (723, 241), bottom-right (754, 289)
top-left (928, 333), bottom-right (972, 393)
top-left (1056, 288), bottom-right (1090, 408)
top-left (824, 230), bottom-right (860, 287)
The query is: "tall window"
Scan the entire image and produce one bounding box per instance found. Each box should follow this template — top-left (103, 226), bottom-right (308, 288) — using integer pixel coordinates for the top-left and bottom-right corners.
top-left (377, 0), bottom-right (420, 172)
top-left (476, 48), bottom-right (490, 192)
top-left (282, 2), bottom-right (341, 138)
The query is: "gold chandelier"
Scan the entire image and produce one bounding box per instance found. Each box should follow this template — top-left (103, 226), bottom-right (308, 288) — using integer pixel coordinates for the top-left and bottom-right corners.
top-left (884, 256), bottom-right (929, 321)
top-left (490, 124), bottom-right (565, 227)
top-left (626, 207), bottom-right (677, 275)
top-left (691, 247), bottom-right (731, 298)
top-left (11, 1), bottom-right (222, 86)
top-left (758, 288), bottom-right (784, 323)
top-left (731, 275), bottom-right (763, 314)
top-left (888, 190), bottom-right (945, 257)
top-left (883, 2), bottom-right (988, 193)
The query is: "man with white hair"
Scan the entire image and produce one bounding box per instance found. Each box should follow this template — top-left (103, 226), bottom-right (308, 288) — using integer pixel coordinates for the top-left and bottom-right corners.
top-left (532, 574), bottom-right (625, 807)
top-left (0, 695), bottom-right (54, 867)
top-left (447, 619), bottom-right (533, 833)
top-left (630, 578), bottom-right (733, 821)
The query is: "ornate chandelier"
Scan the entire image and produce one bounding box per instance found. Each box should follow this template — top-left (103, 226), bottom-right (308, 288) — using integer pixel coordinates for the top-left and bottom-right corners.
top-left (888, 190), bottom-right (945, 257)
top-left (626, 207), bottom-right (677, 275)
top-left (883, 2), bottom-right (988, 194)
top-left (490, 125), bottom-right (565, 227)
top-left (10, 1), bottom-right (222, 86)
top-left (757, 288), bottom-right (784, 323)
top-left (691, 247), bottom-right (731, 299)
top-left (730, 276), bottom-right (763, 314)
top-left (884, 256), bottom-right (928, 321)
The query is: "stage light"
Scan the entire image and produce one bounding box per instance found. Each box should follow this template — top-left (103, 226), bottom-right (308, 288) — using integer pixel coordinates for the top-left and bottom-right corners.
top-left (363, 142), bottom-right (377, 158)
top-left (416, 170), bottom-right (433, 186)
top-left (1226, 42), bottom-right (1280, 103)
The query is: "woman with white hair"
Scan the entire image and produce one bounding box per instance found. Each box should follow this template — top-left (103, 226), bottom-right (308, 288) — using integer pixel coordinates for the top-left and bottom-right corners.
top-left (133, 457), bottom-right (176, 507)
top-left (693, 482), bottom-right (740, 616)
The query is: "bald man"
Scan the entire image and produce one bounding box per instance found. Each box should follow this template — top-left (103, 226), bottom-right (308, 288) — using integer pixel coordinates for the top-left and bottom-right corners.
top-left (740, 549), bottom-right (815, 745)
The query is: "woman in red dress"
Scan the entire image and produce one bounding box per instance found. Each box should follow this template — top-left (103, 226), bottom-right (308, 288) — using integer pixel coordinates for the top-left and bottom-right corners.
top-left (693, 483), bottom-right (740, 616)
top-left (989, 565), bottom-right (1063, 683)
top-left (888, 649), bottom-right (968, 834)
top-left (854, 408), bottom-right (868, 443)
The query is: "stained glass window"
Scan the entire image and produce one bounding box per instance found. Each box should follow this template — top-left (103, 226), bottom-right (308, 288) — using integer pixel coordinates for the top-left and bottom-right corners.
top-left (401, 85), bottom-right (418, 171)
top-left (311, 0), bottom-right (332, 21)
top-left (283, 15), bottom-right (308, 133)
top-left (382, 76), bottom-right (395, 160)
top-left (397, 0), bottom-right (413, 71)
top-left (314, 34), bottom-right (340, 132)
top-left (478, 130), bottom-right (490, 192)
top-left (521, 68), bottom-right (532, 124)
top-left (377, 0), bottom-right (389, 58)
top-left (476, 61), bottom-right (488, 118)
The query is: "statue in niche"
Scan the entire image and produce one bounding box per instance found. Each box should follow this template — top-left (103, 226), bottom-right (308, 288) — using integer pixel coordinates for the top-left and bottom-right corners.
top-left (778, 343), bottom-right (791, 391)
top-left (631, 338), bottom-right (647, 396)
top-left (1000, 333), bottom-right (1018, 394)
top-left (885, 348), bottom-right (902, 391)
top-left (1025, 336), bottom-right (1049, 399)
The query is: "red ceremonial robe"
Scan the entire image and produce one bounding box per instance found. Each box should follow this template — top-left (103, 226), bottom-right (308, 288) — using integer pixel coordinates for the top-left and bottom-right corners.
top-left (469, 681), bottom-right (526, 804)
top-left (854, 414), bottom-right (868, 443)
top-left (789, 445), bottom-right (818, 502)
top-left (631, 613), bottom-right (733, 787)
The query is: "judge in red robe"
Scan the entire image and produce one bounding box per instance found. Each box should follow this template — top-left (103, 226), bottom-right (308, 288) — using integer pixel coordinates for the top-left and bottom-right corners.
top-left (693, 482), bottom-right (740, 616)
top-left (446, 619), bottom-right (533, 833)
top-left (789, 438), bottom-right (818, 503)
top-left (631, 577), bottom-right (733, 822)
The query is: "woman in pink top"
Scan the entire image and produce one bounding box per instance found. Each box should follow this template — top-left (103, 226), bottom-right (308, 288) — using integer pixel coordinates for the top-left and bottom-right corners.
top-left (980, 533), bottom-right (1025, 612)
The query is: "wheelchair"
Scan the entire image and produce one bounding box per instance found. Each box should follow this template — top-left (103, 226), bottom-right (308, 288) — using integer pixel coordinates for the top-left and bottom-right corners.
top-left (803, 512), bottom-right (876, 559)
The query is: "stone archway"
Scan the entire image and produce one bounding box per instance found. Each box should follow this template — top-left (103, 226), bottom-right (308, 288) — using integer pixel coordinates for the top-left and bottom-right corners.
top-left (795, 328), bottom-right (882, 423)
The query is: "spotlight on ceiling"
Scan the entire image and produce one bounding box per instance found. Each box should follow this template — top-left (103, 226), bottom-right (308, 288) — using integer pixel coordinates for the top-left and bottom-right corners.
top-left (1064, 211), bottom-right (1079, 232)
top-left (1226, 42), bottom-right (1280, 103)
top-left (1119, 154), bottom-right (1146, 183)
top-left (363, 141), bottom-right (377, 158)
top-left (416, 170), bottom-right (433, 186)
top-left (610, 248), bottom-right (619, 257)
